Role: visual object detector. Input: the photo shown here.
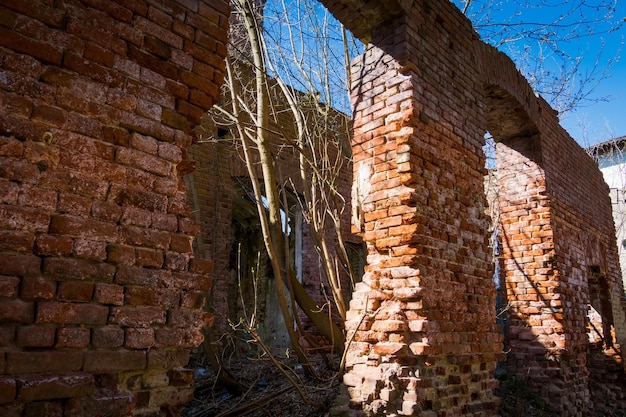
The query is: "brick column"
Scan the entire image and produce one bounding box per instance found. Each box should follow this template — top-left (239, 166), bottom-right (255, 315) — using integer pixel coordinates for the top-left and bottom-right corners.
top-left (343, 4), bottom-right (502, 415)
top-left (0, 1), bottom-right (229, 416)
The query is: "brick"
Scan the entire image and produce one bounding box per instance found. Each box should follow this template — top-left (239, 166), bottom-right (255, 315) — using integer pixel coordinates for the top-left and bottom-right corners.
top-left (49, 214), bottom-right (117, 241)
top-left (189, 89), bottom-right (212, 109)
top-left (102, 126), bottom-right (131, 147)
top-left (154, 328), bottom-right (203, 348)
top-left (73, 239), bottom-right (108, 261)
top-left (113, 187), bottom-right (168, 212)
top-left (6, 351), bottom-right (82, 374)
top-left (43, 171), bottom-right (109, 200)
top-left (83, 350), bottom-right (146, 372)
top-left (108, 306), bottom-right (166, 327)
top-left (56, 327), bottom-right (90, 348)
top-left (94, 283), bottom-right (125, 306)
top-left (151, 212), bottom-right (178, 231)
top-left (20, 276), bottom-right (57, 300)
top-left (158, 142), bottom-right (183, 164)
top-left (92, 326), bottom-right (124, 348)
top-left (180, 291), bottom-right (206, 309)
top-left (153, 177), bottom-right (178, 196)
top-left (169, 368), bottom-right (193, 387)
top-left (80, 0), bottom-right (134, 22)
top-left (0, 253), bottom-right (41, 278)
top-left (147, 386), bottom-right (194, 409)
top-left (0, 300), bottom-right (34, 324)
top-left (120, 226), bottom-right (170, 250)
top-left (57, 281), bottom-right (95, 302)
top-left (169, 234), bottom-right (193, 253)
top-left (107, 244), bottom-right (136, 265)
top-left (162, 108), bottom-right (190, 130)
top-left (144, 35), bottom-right (172, 59)
top-left (168, 309), bottom-right (212, 328)
top-left (84, 42), bottom-right (115, 67)
top-left (66, 112), bottom-right (103, 137)
top-left (136, 248), bottom-right (164, 268)
top-left (0, 378), bottom-right (16, 404)
top-left (125, 328), bottom-right (155, 349)
top-left (127, 44), bottom-right (178, 80)
top-left (177, 217), bottom-right (200, 235)
top-left (0, 205), bottom-right (50, 232)
top-left (164, 78), bottom-right (189, 99)
top-left (15, 325), bottom-right (55, 348)
top-left (121, 206), bottom-right (153, 227)
top-left (32, 104), bottom-right (67, 126)
top-left (0, 403), bottom-right (24, 417)
top-left (17, 186), bottom-right (57, 210)
top-left (134, 16), bottom-right (182, 48)
top-left (0, 180), bottom-right (19, 204)
top-left (65, 389), bottom-right (134, 417)
top-left (125, 287), bottom-right (160, 306)
top-left (16, 373), bottom-right (95, 402)
top-left (63, 51), bottom-right (124, 87)
top-left (37, 301), bottom-right (108, 325)
top-left (43, 257), bottom-right (115, 282)
top-left (0, 275), bottom-right (20, 298)
top-left (189, 258), bottom-right (214, 274)
top-left (164, 252), bottom-right (187, 271)
top-left (115, 265), bottom-right (170, 287)
top-left (0, 27), bottom-right (63, 65)
top-left (116, 148), bottom-right (172, 177)
top-left (171, 272), bottom-right (212, 291)
top-left (0, 94), bottom-right (33, 117)
top-left (0, 230), bottom-right (35, 253)
top-left (34, 235), bottom-right (73, 256)
top-left (147, 348), bottom-right (189, 369)
top-left (130, 132), bottom-right (159, 154)
top-left (0, 156), bottom-right (41, 182)
top-left (57, 193), bottom-right (93, 217)
top-left (172, 20), bottom-right (194, 40)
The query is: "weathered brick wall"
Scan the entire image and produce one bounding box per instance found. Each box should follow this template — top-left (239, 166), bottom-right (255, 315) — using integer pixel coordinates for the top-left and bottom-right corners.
top-left (321, 0), bottom-right (626, 416)
top-left (482, 43), bottom-right (626, 414)
top-left (339, 2), bottom-right (502, 415)
top-left (0, 1), bottom-right (229, 415)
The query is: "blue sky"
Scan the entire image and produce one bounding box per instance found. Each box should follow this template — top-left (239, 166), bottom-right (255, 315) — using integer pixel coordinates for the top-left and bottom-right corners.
top-left (454, 0), bottom-right (625, 147)
top-left (560, 57), bottom-right (626, 147)
top-left (266, 1), bottom-right (624, 147)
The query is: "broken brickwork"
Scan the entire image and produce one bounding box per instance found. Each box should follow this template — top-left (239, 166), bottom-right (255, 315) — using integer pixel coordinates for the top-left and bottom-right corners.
top-left (0, 1), bottom-right (229, 416)
top-left (2, 0), bottom-right (626, 416)
top-left (320, 0), bottom-right (626, 415)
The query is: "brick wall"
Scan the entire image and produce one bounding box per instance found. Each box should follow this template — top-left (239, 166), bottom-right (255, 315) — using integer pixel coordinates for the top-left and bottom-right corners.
top-left (0, 1), bottom-right (229, 416)
top-left (339, 2), bottom-right (502, 415)
top-left (321, 0), bottom-right (626, 416)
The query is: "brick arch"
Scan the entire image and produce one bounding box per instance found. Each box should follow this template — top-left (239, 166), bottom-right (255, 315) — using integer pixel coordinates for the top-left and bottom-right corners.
top-left (479, 34), bottom-right (626, 415)
top-left (321, 0), bottom-right (626, 415)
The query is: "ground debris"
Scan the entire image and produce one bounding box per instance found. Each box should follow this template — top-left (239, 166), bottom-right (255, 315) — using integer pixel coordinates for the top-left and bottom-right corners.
top-left (183, 353), bottom-right (341, 417)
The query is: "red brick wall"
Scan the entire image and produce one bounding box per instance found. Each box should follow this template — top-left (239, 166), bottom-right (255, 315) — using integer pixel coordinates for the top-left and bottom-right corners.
top-left (322, 0), bottom-right (626, 416)
top-left (0, 1), bottom-right (229, 415)
top-left (341, 4), bottom-right (502, 415)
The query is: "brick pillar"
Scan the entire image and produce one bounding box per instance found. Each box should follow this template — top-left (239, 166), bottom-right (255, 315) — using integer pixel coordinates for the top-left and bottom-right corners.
top-left (343, 5), bottom-right (502, 415)
top-left (494, 134), bottom-right (581, 410)
top-left (0, 1), bottom-right (229, 416)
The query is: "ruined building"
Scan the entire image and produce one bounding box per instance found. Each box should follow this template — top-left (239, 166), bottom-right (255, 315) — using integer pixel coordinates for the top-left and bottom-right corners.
top-left (1, 0), bottom-right (626, 416)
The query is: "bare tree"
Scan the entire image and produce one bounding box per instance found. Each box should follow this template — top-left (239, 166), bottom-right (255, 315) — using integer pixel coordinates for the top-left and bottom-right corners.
top-left (456, 0), bottom-right (624, 115)
top-left (206, 0), bottom-right (362, 368)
